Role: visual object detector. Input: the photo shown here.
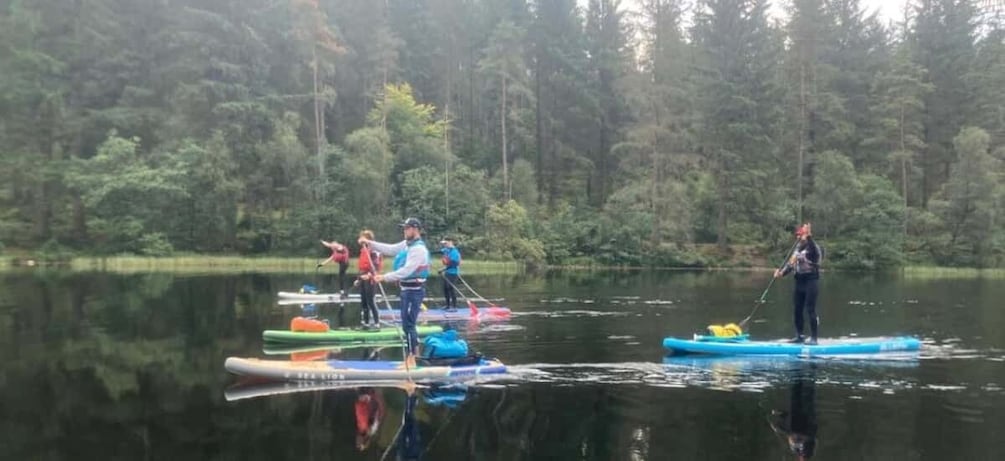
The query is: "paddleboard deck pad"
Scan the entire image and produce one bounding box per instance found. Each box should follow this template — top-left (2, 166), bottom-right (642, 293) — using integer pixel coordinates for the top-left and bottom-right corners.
top-left (663, 336), bottom-right (921, 356)
top-left (224, 357), bottom-right (507, 382)
top-left (263, 325), bottom-right (442, 344)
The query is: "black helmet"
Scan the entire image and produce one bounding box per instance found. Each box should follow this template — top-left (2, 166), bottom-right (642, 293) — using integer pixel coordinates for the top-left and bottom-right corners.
top-left (398, 217), bottom-right (422, 229)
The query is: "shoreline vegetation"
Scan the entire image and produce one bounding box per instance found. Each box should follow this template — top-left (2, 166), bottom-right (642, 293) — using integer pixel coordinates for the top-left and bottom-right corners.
top-left (3, 254), bottom-right (1005, 278)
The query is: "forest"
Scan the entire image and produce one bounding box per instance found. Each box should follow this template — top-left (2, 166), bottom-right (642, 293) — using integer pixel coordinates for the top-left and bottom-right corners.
top-left (1, 0), bottom-right (1003, 268)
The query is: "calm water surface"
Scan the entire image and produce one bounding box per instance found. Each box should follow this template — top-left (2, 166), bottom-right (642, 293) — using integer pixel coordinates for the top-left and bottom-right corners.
top-left (1, 270), bottom-right (1002, 460)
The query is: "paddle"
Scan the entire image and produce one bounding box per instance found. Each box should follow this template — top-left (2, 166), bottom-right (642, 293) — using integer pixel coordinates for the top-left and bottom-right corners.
top-left (374, 278), bottom-right (412, 380)
top-left (738, 237), bottom-right (802, 328)
top-left (456, 274), bottom-right (500, 308)
top-left (440, 274), bottom-right (481, 318)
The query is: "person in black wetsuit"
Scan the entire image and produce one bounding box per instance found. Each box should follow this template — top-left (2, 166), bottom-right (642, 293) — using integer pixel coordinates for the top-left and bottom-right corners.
top-left (775, 223), bottom-right (822, 344)
top-left (770, 365), bottom-right (818, 460)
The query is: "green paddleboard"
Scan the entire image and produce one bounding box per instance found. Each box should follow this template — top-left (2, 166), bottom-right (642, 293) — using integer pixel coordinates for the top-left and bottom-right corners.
top-left (262, 341), bottom-right (402, 355)
top-left (263, 325), bottom-right (443, 344)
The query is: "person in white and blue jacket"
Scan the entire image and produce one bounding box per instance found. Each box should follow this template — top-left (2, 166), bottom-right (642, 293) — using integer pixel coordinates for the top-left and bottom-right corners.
top-left (359, 217), bottom-right (430, 368)
top-left (439, 238), bottom-right (461, 311)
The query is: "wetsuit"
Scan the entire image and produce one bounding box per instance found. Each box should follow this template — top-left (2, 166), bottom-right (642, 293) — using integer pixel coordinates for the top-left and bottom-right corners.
top-left (781, 238), bottom-right (821, 342)
top-left (440, 247), bottom-right (461, 310)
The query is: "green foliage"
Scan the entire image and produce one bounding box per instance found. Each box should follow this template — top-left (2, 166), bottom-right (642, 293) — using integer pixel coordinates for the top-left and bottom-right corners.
top-left (929, 127), bottom-right (1001, 266)
top-left (0, 0), bottom-right (1003, 269)
top-left (397, 164), bottom-right (490, 239)
top-left (806, 152), bottom-right (905, 269)
top-left (470, 201), bottom-right (545, 267)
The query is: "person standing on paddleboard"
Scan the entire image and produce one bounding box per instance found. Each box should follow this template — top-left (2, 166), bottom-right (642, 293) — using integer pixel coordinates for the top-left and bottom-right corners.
top-left (774, 223), bottom-right (822, 345)
top-left (319, 239), bottom-right (350, 299)
top-left (356, 229), bottom-right (383, 330)
top-left (439, 238), bottom-right (461, 311)
top-left (359, 217), bottom-right (431, 369)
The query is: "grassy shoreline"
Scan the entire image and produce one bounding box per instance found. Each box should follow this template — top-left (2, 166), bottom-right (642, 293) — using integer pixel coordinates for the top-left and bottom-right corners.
top-left (4, 255), bottom-right (1005, 277)
top-left (61, 256), bottom-right (524, 275)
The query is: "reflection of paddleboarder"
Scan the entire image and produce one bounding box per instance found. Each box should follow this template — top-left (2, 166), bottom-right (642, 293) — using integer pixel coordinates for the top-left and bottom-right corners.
top-left (397, 387), bottom-right (422, 460)
top-left (770, 366), bottom-right (818, 460)
top-left (355, 387), bottom-right (385, 451)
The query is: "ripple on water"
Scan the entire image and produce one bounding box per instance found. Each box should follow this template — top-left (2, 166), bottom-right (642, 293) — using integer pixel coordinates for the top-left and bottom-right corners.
top-left (512, 310), bottom-right (631, 318)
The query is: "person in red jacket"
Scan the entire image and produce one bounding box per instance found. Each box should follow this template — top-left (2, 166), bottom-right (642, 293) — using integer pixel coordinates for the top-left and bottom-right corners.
top-left (319, 239), bottom-right (350, 299)
top-left (356, 230), bottom-right (383, 329)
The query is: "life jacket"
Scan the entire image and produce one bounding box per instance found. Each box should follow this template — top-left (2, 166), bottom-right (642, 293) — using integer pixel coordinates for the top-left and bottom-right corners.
top-left (441, 247), bottom-right (461, 275)
top-left (421, 329), bottom-right (468, 359)
top-left (331, 246), bottom-right (349, 264)
top-left (354, 390), bottom-right (382, 435)
top-left (793, 240), bottom-right (822, 275)
top-left (358, 247), bottom-right (382, 273)
top-left (393, 239), bottom-right (430, 283)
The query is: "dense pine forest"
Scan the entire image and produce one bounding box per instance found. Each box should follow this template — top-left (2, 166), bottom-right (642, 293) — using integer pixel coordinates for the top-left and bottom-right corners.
top-left (1, 0), bottom-right (1003, 268)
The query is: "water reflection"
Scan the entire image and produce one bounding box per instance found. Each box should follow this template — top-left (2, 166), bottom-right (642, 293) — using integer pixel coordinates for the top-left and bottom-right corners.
top-left (354, 387), bottom-right (385, 451)
top-left (224, 381), bottom-right (469, 460)
top-left (769, 365), bottom-right (818, 460)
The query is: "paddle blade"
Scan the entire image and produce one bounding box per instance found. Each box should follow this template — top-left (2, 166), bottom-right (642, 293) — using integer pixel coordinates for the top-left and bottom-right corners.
top-left (467, 300), bottom-right (478, 316)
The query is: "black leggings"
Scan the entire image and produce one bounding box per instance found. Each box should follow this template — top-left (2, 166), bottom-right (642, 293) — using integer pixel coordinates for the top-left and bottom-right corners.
top-left (793, 278), bottom-right (819, 339)
top-left (334, 262), bottom-right (348, 291)
top-left (359, 280), bottom-right (379, 324)
top-left (443, 274), bottom-right (459, 309)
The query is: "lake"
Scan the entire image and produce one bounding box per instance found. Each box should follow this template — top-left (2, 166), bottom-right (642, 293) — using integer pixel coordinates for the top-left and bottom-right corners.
top-left (1, 270), bottom-right (1002, 460)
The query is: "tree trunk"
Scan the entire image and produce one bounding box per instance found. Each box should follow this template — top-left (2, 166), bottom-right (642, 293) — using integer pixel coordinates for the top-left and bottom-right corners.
top-left (716, 170), bottom-right (729, 251)
top-left (899, 104), bottom-right (908, 238)
top-left (501, 76), bottom-right (510, 201)
top-left (535, 56), bottom-right (544, 205)
top-left (797, 62), bottom-right (806, 224)
top-left (312, 43), bottom-right (325, 198)
top-left (444, 56), bottom-right (452, 218)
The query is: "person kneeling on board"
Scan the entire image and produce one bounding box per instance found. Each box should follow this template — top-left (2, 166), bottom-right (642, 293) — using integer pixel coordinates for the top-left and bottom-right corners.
top-left (774, 223), bottom-right (822, 345)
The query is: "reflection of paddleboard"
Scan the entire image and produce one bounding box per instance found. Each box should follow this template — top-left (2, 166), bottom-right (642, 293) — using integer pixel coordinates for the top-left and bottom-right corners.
top-left (224, 357), bottom-right (507, 382)
top-left (224, 380), bottom-right (416, 402)
top-left (661, 354), bottom-right (921, 391)
top-left (379, 306), bottom-right (511, 322)
top-left (662, 354), bottom-right (921, 371)
top-left (663, 336), bottom-right (921, 356)
top-left (263, 325), bottom-right (443, 344)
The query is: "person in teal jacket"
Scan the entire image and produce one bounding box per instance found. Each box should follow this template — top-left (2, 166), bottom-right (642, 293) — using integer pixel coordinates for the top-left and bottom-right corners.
top-left (439, 238), bottom-right (461, 311)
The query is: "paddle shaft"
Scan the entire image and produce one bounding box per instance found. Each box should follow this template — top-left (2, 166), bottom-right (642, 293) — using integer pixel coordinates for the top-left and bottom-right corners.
top-left (440, 273), bottom-right (475, 303)
top-left (457, 274), bottom-right (496, 306)
top-left (739, 238), bottom-right (802, 328)
top-left (375, 278), bottom-right (412, 380)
